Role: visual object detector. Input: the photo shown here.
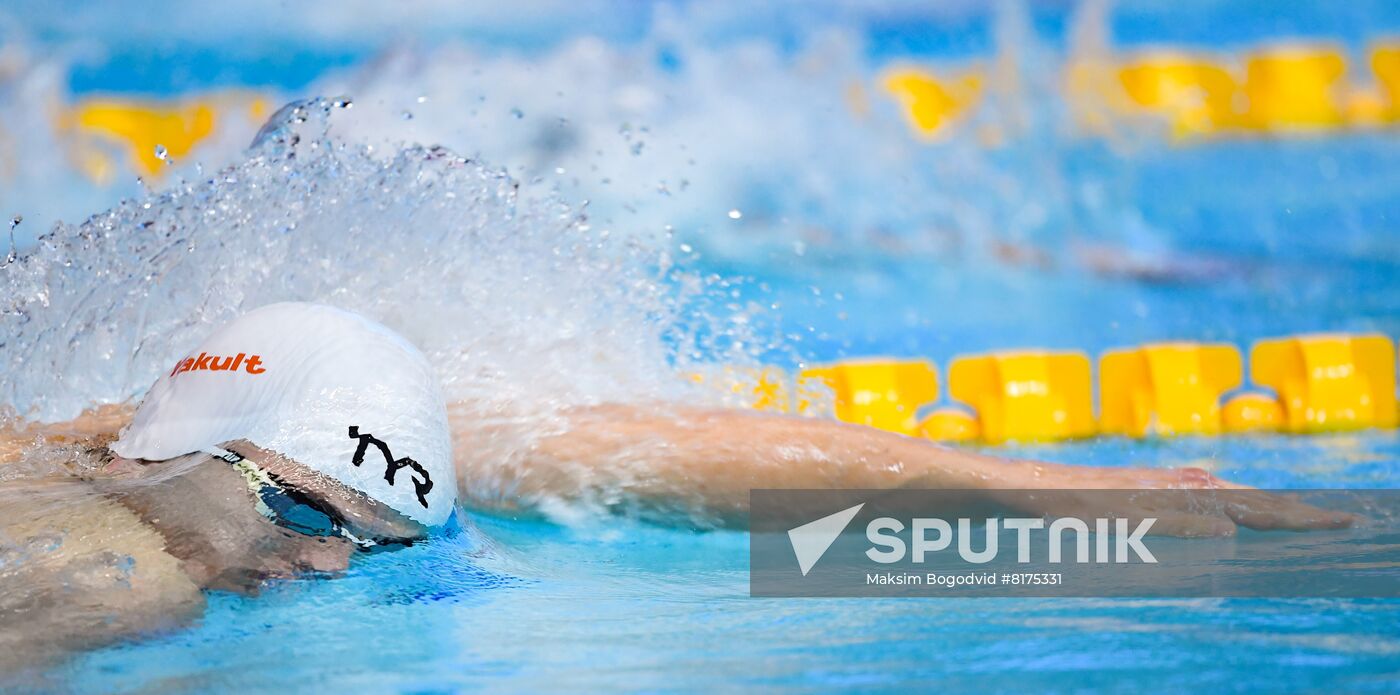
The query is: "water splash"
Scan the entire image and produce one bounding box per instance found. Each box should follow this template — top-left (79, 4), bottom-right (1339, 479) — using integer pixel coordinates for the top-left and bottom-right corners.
top-left (0, 98), bottom-right (771, 429)
top-left (5, 215), bottom-right (19, 264)
top-left (0, 2), bottom-right (1216, 270)
top-left (282, 0), bottom-right (1170, 275)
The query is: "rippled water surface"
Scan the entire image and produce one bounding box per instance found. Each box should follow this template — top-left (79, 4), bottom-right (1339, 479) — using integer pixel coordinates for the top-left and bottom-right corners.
top-left (2, 1), bottom-right (1399, 691)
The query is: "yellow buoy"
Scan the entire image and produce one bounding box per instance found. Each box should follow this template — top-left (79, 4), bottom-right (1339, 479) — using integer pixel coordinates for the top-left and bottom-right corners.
top-left (798, 359), bottom-right (939, 435)
top-left (948, 350), bottom-right (1096, 444)
top-left (1251, 333), bottom-right (1397, 433)
top-left (1116, 53), bottom-right (1241, 138)
top-left (917, 407), bottom-right (980, 443)
top-left (64, 99), bottom-right (216, 178)
top-left (690, 365), bottom-right (791, 412)
top-left (1371, 42), bottom-right (1400, 124)
top-left (1099, 342), bottom-right (1242, 437)
top-left (1222, 392), bottom-right (1285, 434)
top-left (881, 67), bottom-right (983, 140)
top-left (1242, 44), bottom-right (1348, 132)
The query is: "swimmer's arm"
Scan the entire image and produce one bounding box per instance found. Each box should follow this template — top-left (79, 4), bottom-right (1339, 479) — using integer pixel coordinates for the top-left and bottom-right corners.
top-left (0, 486), bottom-right (206, 670)
top-left (451, 405), bottom-right (1352, 535)
top-left (0, 404), bottom-right (134, 464)
top-left (0, 432), bottom-right (21, 465)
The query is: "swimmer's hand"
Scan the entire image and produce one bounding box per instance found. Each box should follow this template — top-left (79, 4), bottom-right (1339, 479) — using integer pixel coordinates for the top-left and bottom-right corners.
top-left (984, 464), bottom-right (1356, 537)
top-left (974, 462), bottom-right (1355, 538)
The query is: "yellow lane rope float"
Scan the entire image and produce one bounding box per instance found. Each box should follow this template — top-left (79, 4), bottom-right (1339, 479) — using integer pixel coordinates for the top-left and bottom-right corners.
top-left (880, 67), bottom-right (984, 141)
top-left (1250, 334), bottom-right (1397, 434)
top-left (715, 333), bottom-right (1398, 444)
top-left (29, 40), bottom-right (1400, 188)
top-left (55, 92), bottom-right (269, 183)
top-left (1099, 342), bottom-right (1241, 437)
top-left (946, 351), bottom-right (1096, 444)
top-left (887, 40), bottom-right (1400, 141)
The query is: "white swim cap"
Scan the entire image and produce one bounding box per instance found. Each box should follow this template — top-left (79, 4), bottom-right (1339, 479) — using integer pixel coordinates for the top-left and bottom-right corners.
top-left (112, 302), bottom-right (456, 528)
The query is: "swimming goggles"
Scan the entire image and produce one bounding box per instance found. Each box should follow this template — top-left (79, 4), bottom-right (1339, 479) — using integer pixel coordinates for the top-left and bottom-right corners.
top-left (204, 446), bottom-right (383, 550)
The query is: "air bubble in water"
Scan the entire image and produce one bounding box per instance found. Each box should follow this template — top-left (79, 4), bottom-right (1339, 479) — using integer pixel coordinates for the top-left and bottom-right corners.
top-left (154, 144), bottom-right (172, 165)
top-left (510, 108), bottom-right (524, 119)
top-left (727, 209), bottom-right (743, 220)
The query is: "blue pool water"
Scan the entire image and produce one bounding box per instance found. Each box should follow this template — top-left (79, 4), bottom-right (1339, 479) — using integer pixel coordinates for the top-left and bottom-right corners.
top-left (2, 1), bottom-right (1399, 692)
top-left (60, 434), bottom-right (1400, 692)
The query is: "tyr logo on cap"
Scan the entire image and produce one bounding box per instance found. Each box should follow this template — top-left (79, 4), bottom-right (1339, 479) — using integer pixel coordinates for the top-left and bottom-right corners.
top-left (171, 352), bottom-right (266, 377)
top-left (348, 426), bottom-right (434, 508)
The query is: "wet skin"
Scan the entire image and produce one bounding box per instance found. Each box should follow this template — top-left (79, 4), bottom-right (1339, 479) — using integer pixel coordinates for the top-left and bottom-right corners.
top-left (0, 434), bottom-right (421, 674)
top-left (452, 403), bottom-right (1354, 535)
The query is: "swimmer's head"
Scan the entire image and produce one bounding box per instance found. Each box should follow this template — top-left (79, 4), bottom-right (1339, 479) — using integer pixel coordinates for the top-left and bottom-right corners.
top-left (111, 302), bottom-right (456, 535)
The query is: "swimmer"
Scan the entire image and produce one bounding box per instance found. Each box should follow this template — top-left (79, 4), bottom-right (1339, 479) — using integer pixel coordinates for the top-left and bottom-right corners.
top-left (0, 303), bottom-right (456, 670)
top-left (0, 302), bottom-right (1350, 669)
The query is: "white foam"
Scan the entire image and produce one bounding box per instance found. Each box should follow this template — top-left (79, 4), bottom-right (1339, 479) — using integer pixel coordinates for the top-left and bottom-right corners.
top-left (0, 98), bottom-right (772, 426)
top-left (0, 2), bottom-right (1165, 264)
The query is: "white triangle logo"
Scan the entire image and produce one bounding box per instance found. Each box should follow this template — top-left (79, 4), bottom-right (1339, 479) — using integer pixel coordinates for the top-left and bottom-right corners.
top-left (788, 503), bottom-right (865, 576)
